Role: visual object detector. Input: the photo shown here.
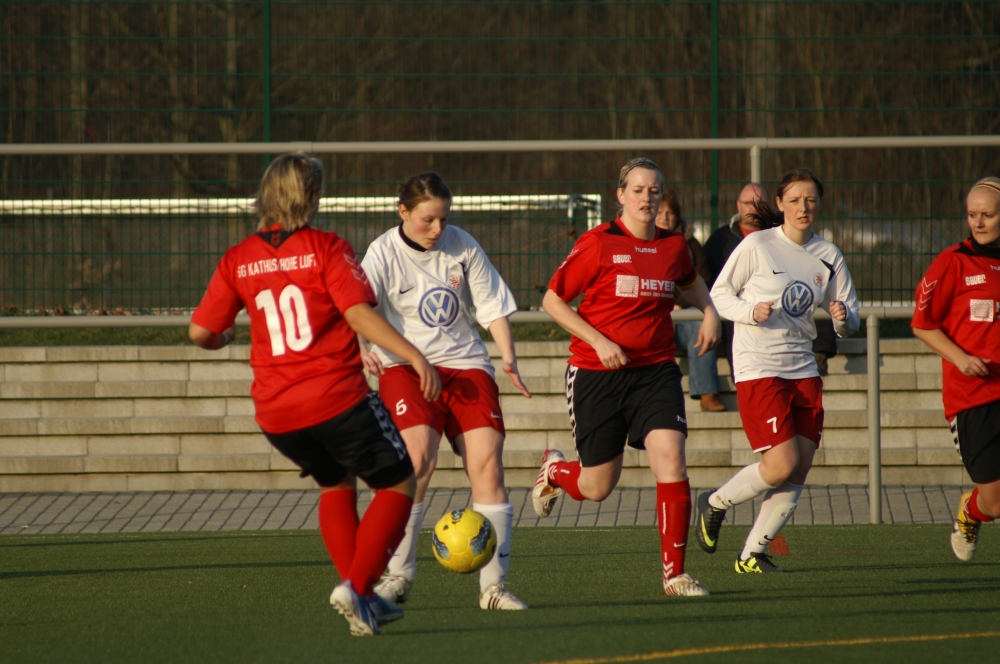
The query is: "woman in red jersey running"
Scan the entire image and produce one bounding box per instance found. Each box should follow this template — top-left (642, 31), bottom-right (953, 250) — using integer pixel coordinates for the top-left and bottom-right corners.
top-left (532, 157), bottom-right (721, 597)
top-left (912, 176), bottom-right (1000, 561)
top-left (189, 153), bottom-right (440, 637)
top-left (697, 168), bottom-right (860, 574)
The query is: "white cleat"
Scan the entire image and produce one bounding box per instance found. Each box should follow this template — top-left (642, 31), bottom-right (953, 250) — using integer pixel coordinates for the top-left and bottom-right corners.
top-left (479, 583), bottom-right (528, 610)
top-left (373, 573), bottom-right (412, 605)
top-left (951, 490), bottom-right (981, 562)
top-left (329, 580), bottom-right (381, 636)
top-left (532, 449), bottom-right (566, 517)
top-left (663, 573), bottom-right (710, 597)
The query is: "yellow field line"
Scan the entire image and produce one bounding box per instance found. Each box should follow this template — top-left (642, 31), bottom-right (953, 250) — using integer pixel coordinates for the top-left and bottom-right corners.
top-left (537, 630), bottom-right (1000, 664)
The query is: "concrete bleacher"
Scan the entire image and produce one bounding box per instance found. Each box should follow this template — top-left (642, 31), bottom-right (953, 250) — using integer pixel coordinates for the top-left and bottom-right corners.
top-left (0, 339), bottom-right (970, 493)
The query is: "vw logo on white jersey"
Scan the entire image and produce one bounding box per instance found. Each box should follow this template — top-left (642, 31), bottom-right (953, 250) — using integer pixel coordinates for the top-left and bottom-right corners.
top-left (418, 287), bottom-right (460, 327)
top-left (781, 280), bottom-right (815, 318)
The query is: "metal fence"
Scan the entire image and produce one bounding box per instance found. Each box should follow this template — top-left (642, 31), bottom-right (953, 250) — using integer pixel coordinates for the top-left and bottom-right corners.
top-left (1, 2), bottom-right (999, 310)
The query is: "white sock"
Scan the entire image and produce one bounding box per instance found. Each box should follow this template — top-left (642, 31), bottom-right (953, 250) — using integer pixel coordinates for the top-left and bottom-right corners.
top-left (473, 502), bottom-right (514, 593)
top-left (741, 482), bottom-right (803, 559)
top-left (709, 463), bottom-right (776, 509)
top-left (386, 502), bottom-right (424, 582)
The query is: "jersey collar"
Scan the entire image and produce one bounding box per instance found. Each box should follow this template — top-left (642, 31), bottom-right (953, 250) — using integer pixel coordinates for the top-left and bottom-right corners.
top-left (398, 223), bottom-right (428, 252)
top-left (609, 216), bottom-right (667, 241)
top-left (968, 236), bottom-right (1000, 259)
top-left (256, 224), bottom-right (300, 249)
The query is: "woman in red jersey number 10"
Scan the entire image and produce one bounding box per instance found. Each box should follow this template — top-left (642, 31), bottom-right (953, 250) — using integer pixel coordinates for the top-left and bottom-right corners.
top-left (912, 176), bottom-right (1000, 562)
top-left (533, 158), bottom-right (721, 597)
top-left (189, 153), bottom-right (441, 637)
top-left (699, 168), bottom-right (860, 574)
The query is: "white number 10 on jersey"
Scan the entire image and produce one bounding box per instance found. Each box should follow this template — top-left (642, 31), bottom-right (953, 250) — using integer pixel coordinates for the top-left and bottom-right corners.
top-left (255, 285), bottom-right (313, 356)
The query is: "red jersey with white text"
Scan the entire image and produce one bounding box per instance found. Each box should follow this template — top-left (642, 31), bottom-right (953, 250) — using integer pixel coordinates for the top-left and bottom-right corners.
top-left (548, 218), bottom-right (698, 370)
top-left (192, 226), bottom-right (376, 433)
top-left (911, 238), bottom-right (1000, 419)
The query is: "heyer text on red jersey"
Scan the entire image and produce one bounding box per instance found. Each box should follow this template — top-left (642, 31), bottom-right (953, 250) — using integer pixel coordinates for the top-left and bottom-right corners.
top-left (237, 253), bottom-right (316, 278)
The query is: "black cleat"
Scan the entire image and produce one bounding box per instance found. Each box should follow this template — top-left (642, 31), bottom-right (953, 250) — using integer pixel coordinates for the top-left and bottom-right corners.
top-left (735, 552), bottom-right (785, 574)
top-left (695, 490), bottom-right (727, 554)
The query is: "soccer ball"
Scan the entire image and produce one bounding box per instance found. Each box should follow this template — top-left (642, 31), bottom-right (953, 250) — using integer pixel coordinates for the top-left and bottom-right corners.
top-left (431, 509), bottom-right (497, 574)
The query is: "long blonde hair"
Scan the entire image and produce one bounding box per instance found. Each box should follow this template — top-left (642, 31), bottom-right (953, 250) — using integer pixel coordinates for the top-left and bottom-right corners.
top-left (254, 153), bottom-right (325, 232)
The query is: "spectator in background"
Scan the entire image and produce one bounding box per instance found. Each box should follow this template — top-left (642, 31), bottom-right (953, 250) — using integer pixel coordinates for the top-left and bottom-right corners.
top-left (704, 183), bottom-right (838, 376)
top-left (656, 191), bottom-right (725, 412)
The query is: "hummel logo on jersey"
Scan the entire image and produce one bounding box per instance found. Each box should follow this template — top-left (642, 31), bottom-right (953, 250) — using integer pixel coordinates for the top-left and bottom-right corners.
top-left (418, 288), bottom-right (460, 327)
top-left (612, 254), bottom-right (632, 264)
top-left (677, 415), bottom-right (687, 424)
top-left (991, 265), bottom-right (1000, 271)
top-left (635, 247), bottom-right (656, 253)
top-left (917, 278), bottom-right (937, 311)
top-left (966, 274), bottom-right (986, 286)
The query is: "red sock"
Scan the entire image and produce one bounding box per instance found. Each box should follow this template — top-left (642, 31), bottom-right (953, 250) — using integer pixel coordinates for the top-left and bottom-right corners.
top-left (318, 489), bottom-right (358, 580)
top-left (348, 489), bottom-right (413, 597)
top-left (549, 460), bottom-right (586, 501)
top-left (965, 488), bottom-right (995, 523)
top-left (657, 479), bottom-right (691, 583)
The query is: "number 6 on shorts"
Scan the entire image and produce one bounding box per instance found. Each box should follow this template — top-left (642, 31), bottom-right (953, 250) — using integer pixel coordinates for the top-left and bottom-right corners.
top-left (396, 399), bottom-right (407, 416)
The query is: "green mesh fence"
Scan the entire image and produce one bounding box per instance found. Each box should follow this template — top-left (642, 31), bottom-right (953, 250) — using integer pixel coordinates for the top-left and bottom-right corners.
top-left (1, 2), bottom-right (999, 312)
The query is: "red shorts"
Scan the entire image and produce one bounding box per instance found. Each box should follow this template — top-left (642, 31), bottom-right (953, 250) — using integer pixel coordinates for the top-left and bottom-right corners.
top-left (735, 376), bottom-right (824, 452)
top-left (378, 366), bottom-right (505, 440)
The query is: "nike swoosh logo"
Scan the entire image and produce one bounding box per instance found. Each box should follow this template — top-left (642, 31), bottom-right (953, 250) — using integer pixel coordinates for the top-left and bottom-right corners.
top-left (399, 287), bottom-right (414, 294)
top-left (699, 520), bottom-right (716, 547)
top-left (772, 270), bottom-right (785, 274)
top-left (498, 552), bottom-right (509, 558)
top-left (673, 542), bottom-right (686, 548)
top-left (491, 413), bottom-right (502, 419)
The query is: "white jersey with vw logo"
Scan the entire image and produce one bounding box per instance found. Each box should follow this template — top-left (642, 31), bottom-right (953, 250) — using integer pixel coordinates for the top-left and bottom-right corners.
top-left (361, 224), bottom-right (518, 375)
top-left (710, 226), bottom-right (860, 382)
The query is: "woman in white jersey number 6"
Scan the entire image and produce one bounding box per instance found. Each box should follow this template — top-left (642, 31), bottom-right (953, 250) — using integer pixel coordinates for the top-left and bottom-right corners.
top-left (360, 172), bottom-right (532, 610)
top-left (699, 168), bottom-right (860, 573)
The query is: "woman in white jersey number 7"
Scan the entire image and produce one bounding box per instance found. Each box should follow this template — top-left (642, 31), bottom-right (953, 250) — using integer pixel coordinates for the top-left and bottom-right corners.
top-left (360, 172), bottom-right (533, 610)
top-left (699, 168), bottom-right (860, 573)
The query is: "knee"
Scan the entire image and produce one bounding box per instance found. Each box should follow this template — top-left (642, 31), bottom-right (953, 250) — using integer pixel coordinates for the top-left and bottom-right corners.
top-left (581, 485), bottom-right (614, 502)
top-left (979, 491), bottom-right (1000, 519)
top-left (409, 450), bottom-right (437, 478)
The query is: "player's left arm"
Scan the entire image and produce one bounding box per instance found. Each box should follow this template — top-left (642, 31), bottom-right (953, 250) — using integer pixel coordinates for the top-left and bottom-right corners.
top-left (488, 316), bottom-right (532, 398)
top-left (824, 250), bottom-right (861, 337)
top-left (678, 276), bottom-right (720, 357)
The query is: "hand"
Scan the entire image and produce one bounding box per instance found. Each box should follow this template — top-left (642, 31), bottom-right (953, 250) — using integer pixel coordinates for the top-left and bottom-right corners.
top-left (694, 309), bottom-right (720, 357)
top-left (221, 326), bottom-right (236, 346)
top-left (503, 359), bottom-right (533, 398)
top-left (361, 350), bottom-right (384, 376)
top-left (829, 301), bottom-right (847, 321)
top-left (411, 356), bottom-right (442, 402)
top-left (753, 301), bottom-right (774, 323)
top-left (593, 336), bottom-right (630, 370)
top-left (955, 354), bottom-right (991, 377)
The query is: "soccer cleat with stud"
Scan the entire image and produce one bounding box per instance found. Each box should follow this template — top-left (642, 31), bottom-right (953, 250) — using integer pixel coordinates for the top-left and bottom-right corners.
top-left (951, 490), bottom-right (981, 562)
top-left (532, 449), bottom-right (566, 517)
top-left (663, 573), bottom-right (710, 597)
top-left (373, 574), bottom-right (412, 605)
top-left (479, 583), bottom-right (528, 610)
top-left (735, 552), bottom-right (784, 574)
top-left (329, 580), bottom-right (381, 636)
top-left (695, 490), bottom-right (727, 554)
top-left (367, 593), bottom-right (404, 626)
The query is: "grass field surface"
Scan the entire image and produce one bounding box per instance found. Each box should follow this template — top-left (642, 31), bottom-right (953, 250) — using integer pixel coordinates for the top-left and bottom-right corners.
top-left (2, 525), bottom-right (996, 663)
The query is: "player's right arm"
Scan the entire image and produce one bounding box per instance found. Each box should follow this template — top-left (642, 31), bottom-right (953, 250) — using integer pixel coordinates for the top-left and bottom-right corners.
top-left (911, 252), bottom-right (991, 377)
top-left (189, 257), bottom-right (243, 350)
top-left (709, 239), bottom-right (764, 324)
top-left (344, 302), bottom-right (441, 401)
top-left (542, 289), bottom-right (629, 369)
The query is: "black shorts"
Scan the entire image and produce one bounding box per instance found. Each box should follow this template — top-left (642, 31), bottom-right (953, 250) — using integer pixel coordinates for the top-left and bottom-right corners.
top-left (952, 399), bottom-right (1000, 484)
top-left (566, 360), bottom-right (687, 467)
top-left (262, 392), bottom-right (413, 489)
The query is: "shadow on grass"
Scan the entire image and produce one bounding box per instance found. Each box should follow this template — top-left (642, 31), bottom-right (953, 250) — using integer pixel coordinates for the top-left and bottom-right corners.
top-left (0, 559), bottom-right (329, 580)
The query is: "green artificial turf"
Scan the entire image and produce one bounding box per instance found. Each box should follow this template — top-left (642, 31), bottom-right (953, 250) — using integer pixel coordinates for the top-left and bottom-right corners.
top-left (1, 526), bottom-right (997, 663)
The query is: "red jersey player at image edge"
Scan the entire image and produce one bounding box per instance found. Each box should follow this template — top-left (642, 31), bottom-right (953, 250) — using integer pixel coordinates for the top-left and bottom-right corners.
top-left (188, 152), bottom-right (442, 637)
top-left (699, 168), bottom-right (860, 575)
top-left (532, 157), bottom-right (722, 598)
top-left (911, 176), bottom-right (1000, 563)
top-left (358, 172), bottom-right (532, 611)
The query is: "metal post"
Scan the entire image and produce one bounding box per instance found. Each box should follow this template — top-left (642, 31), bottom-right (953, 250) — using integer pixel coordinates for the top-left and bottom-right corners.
top-left (262, 0), bottom-right (272, 162)
top-left (867, 314), bottom-right (882, 524)
top-left (709, 0), bottom-right (720, 228)
top-left (750, 144), bottom-right (762, 184)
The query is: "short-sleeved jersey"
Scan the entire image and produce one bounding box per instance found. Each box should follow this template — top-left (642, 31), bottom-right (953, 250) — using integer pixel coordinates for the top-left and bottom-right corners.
top-left (710, 226), bottom-right (860, 382)
top-left (911, 238), bottom-right (1000, 419)
top-left (548, 218), bottom-right (698, 371)
top-left (192, 226), bottom-right (376, 434)
top-left (361, 224), bottom-right (517, 375)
